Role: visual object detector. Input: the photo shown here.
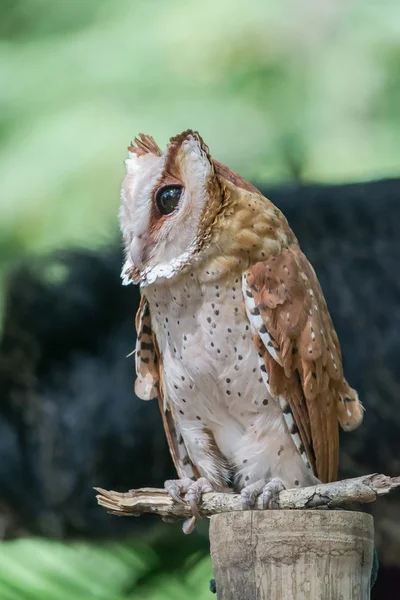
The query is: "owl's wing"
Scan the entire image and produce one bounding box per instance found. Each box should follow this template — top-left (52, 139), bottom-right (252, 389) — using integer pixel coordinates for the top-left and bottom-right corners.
top-left (135, 295), bottom-right (199, 480)
top-left (243, 244), bottom-right (363, 483)
top-left (134, 295), bottom-right (159, 401)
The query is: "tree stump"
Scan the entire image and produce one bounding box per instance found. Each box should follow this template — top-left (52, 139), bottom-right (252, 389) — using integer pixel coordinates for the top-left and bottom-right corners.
top-left (210, 510), bottom-right (373, 600)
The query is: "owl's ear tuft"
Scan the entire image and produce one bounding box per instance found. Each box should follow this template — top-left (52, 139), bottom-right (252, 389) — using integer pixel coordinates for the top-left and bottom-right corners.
top-left (163, 130), bottom-right (215, 185)
top-left (168, 130), bottom-right (211, 158)
top-left (128, 134), bottom-right (162, 157)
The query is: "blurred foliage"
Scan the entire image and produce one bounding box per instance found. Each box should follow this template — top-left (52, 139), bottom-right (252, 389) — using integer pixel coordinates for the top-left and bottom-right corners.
top-left (1, 0), bottom-right (400, 597)
top-left (1, 0), bottom-right (400, 267)
top-left (0, 538), bottom-right (212, 599)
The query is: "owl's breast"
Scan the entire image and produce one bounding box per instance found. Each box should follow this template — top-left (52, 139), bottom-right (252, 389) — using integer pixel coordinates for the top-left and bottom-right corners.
top-left (146, 274), bottom-right (277, 459)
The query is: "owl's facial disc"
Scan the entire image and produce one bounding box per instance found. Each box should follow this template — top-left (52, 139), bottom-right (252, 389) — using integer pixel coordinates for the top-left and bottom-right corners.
top-left (120, 131), bottom-right (220, 286)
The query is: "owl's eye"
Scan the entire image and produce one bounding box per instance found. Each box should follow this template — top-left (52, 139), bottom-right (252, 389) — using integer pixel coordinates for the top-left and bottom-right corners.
top-left (155, 185), bottom-right (183, 216)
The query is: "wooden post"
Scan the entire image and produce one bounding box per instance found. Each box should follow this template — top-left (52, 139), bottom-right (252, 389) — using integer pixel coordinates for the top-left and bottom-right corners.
top-left (210, 510), bottom-right (374, 600)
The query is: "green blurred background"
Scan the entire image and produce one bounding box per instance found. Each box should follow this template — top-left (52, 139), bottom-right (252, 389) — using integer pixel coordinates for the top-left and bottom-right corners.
top-left (1, 0), bottom-right (399, 598)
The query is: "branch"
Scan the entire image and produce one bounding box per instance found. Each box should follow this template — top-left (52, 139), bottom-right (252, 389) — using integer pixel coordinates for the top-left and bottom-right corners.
top-left (95, 473), bottom-right (400, 520)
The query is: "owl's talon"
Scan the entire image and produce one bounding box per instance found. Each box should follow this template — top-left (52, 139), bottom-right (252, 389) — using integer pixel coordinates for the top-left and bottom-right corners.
top-left (186, 477), bottom-right (213, 518)
top-left (262, 477), bottom-right (285, 508)
top-left (164, 477), bottom-right (193, 504)
top-left (164, 477), bottom-right (214, 524)
top-left (241, 477), bottom-right (286, 509)
top-left (182, 516), bottom-right (196, 535)
top-left (240, 479), bottom-right (265, 509)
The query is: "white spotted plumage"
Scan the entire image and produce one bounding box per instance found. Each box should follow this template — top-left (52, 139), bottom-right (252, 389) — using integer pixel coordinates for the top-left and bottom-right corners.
top-left (120, 130), bottom-right (363, 509)
top-left (143, 271), bottom-right (317, 491)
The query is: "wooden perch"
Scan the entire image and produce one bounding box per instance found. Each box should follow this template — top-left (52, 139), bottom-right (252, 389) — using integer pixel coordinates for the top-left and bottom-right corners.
top-left (95, 473), bottom-right (400, 519)
top-left (210, 510), bottom-right (374, 600)
top-left (95, 474), bottom-right (398, 599)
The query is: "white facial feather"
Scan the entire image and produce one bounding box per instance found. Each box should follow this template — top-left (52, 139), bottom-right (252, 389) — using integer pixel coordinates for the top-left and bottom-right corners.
top-left (119, 134), bottom-right (213, 287)
top-left (119, 151), bottom-right (166, 260)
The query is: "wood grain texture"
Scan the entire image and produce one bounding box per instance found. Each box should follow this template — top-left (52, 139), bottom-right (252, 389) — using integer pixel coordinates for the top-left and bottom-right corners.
top-left (210, 510), bottom-right (374, 600)
top-left (95, 473), bottom-right (400, 519)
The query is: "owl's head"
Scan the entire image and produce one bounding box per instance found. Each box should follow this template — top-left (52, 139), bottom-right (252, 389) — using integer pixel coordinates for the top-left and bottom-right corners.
top-left (119, 130), bottom-right (228, 287)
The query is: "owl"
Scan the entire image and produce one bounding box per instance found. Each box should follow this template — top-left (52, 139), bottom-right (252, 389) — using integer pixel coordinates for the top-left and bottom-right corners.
top-left (119, 130), bottom-right (363, 532)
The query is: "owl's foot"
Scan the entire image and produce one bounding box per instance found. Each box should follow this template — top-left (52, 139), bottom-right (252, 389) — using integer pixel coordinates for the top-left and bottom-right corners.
top-left (164, 477), bottom-right (213, 532)
top-left (241, 477), bottom-right (285, 509)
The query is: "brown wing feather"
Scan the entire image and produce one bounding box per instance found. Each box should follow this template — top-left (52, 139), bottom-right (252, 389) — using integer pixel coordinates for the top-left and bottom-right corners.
top-left (135, 295), bottom-right (198, 480)
top-left (244, 243), bottom-right (362, 482)
top-left (134, 295), bottom-right (158, 400)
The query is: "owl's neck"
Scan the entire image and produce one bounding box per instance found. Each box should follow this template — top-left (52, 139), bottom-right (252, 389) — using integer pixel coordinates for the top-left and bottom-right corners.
top-left (131, 182), bottom-right (294, 289)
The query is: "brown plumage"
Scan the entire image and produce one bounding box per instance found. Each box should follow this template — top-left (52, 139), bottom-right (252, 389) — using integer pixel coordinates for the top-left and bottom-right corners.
top-left (243, 244), bottom-right (362, 482)
top-left (120, 130), bottom-right (363, 521)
